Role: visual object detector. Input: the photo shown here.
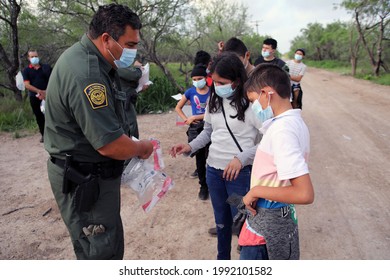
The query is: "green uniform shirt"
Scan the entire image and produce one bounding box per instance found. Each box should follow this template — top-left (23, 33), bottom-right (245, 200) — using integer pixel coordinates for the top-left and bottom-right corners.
top-left (44, 34), bottom-right (127, 162)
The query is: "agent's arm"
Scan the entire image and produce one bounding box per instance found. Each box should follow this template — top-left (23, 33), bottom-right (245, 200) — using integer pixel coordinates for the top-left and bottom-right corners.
top-left (98, 134), bottom-right (153, 160)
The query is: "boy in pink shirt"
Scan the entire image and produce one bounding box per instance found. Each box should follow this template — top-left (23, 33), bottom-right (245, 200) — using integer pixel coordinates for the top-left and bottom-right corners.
top-left (238, 63), bottom-right (314, 260)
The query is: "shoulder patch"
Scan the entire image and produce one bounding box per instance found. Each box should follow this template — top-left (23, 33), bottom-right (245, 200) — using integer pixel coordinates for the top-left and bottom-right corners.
top-left (84, 83), bottom-right (108, 109)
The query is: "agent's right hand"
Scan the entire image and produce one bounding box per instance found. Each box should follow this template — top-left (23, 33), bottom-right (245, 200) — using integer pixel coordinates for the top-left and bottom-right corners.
top-left (138, 140), bottom-right (154, 159)
top-left (169, 144), bottom-right (191, 158)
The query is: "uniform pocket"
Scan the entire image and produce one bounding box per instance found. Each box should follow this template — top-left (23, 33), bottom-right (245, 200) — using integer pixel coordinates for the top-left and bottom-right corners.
top-left (78, 230), bottom-right (115, 260)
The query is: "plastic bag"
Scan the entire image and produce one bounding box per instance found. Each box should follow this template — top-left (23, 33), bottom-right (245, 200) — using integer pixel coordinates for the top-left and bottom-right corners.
top-left (40, 100), bottom-right (45, 114)
top-left (121, 139), bottom-right (174, 212)
top-left (136, 63), bottom-right (153, 92)
top-left (15, 71), bottom-right (25, 91)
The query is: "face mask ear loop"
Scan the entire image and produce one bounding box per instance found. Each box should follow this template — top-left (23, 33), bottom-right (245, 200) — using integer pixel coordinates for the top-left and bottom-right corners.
top-left (267, 91), bottom-right (274, 107)
top-left (107, 48), bottom-right (116, 61)
top-left (107, 35), bottom-right (124, 61)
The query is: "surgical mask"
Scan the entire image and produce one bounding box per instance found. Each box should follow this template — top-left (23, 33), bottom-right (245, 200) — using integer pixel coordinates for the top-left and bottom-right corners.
top-left (294, 54), bottom-right (303, 61)
top-left (251, 93), bottom-right (274, 122)
top-left (262, 51), bottom-right (270, 58)
top-left (193, 78), bottom-right (206, 89)
top-left (214, 83), bottom-right (235, 99)
top-left (31, 57), bottom-right (40, 65)
top-left (108, 37), bottom-right (137, 68)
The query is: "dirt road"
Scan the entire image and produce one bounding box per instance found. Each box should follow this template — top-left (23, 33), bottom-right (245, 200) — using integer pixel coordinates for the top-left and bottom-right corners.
top-left (299, 68), bottom-right (390, 259)
top-left (0, 67), bottom-right (389, 260)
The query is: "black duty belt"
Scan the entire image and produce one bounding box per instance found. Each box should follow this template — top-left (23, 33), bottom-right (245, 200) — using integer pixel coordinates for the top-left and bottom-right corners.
top-left (51, 157), bottom-right (124, 180)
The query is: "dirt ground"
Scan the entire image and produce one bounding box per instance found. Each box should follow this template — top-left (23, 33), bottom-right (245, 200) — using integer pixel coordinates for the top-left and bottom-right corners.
top-left (0, 67), bottom-right (389, 260)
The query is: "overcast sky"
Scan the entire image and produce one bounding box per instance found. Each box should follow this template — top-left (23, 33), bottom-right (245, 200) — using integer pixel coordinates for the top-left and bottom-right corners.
top-left (228, 0), bottom-right (353, 53)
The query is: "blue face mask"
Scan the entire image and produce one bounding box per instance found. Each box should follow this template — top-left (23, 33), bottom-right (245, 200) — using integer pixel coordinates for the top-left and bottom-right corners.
top-left (294, 54), bottom-right (303, 61)
top-left (108, 37), bottom-right (137, 68)
top-left (262, 51), bottom-right (270, 58)
top-left (214, 83), bottom-right (235, 99)
top-left (251, 93), bottom-right (274, 122)
top-left (30, 57), bottom-right (40, 65)
top-left (193, 78), bottom-right (206, 89)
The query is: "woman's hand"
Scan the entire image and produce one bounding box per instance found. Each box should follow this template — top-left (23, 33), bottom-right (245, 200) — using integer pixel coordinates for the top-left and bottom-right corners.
top-left (169, 143), bottom-right (191, 158)
top-left (222, 157), bottom-right (242, 181)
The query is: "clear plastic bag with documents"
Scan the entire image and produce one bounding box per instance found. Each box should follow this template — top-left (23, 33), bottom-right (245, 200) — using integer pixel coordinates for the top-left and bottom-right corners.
top-left (121, 139), bottom-right (174, 212)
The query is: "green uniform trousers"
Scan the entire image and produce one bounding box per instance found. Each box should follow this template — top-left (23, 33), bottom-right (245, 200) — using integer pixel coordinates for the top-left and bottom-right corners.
top-left (47, 159), bottom-right (124, 260)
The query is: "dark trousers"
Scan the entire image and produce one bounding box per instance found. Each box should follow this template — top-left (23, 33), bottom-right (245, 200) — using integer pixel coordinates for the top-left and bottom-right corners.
top-left (291, 84), bottom-right (303, 110)
top-left (187, 122), bottom-right (209, 189)
top-left (47, 159), bottom-right (124, 260)
top-left (195, 145), bottom-right (209, 188)
top-left (29, 95), bottom-right (45, 136)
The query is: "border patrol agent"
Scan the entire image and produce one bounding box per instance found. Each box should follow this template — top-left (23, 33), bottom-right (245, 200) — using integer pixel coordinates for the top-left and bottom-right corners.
top-left (44, 4), bottom-right (153, 260)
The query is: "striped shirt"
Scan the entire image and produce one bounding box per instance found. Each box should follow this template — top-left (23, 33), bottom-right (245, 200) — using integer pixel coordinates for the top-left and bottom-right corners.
top-left (286, 60), bottom-right (306, 85)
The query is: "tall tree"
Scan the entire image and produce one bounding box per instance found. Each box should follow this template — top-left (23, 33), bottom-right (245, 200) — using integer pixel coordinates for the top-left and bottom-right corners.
top-left (348, 22), bottom-right (362, 76)
top-left (129, 0), bottom-right (192, 92)
top-left (0, 0), bottom-right (22, 100)
top-left (341, 0), bottom-right (390, 75)
top-left (300, 23), bottom-right (326, 60)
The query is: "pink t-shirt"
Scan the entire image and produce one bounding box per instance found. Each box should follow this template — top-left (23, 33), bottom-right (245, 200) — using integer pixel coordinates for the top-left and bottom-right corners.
top-left (239, 109), bottom-right (310, 246)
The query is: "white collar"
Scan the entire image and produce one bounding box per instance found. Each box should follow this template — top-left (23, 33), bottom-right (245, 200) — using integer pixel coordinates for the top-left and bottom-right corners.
top-left (260, 109), bottom-right (301, 134)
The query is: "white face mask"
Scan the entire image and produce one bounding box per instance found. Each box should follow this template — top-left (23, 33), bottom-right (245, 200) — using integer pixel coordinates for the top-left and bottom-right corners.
top-left (251, 92), bottom-right (274, 122)
top-left (262, 50), bottom-right (270, 58)
top-left (193, 78), bottom-right (206, 89)
top-left (214, 83), bottom-right (235, 99)
top-left (294, 54), bottom-right (303, 61)
top-left (107, 36), bottom-right (137, 68)
top-left (30, 57), bottom-right (40, 65)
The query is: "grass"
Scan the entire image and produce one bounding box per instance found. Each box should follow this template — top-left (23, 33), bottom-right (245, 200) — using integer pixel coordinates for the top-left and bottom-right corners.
top-left (305, 60), bottom-right (390, 86)
top-left (0, 93), bottom-right (38, 135)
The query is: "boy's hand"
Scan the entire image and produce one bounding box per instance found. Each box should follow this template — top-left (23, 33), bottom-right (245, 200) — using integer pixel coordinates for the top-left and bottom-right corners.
top-left (243, 190), bottom-right (258, 216)
top-left (169, 144), bottom-right (191, 157)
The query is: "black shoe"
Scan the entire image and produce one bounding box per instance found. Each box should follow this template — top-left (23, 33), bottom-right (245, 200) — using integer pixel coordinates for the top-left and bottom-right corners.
top-left (208, 227), bottom-right (217, 237)
top-left (40, 136), bottom-right (44, 143)
top-left (208, 226), bottom-right (240, 237)
top-left (198, 186), bottom-right (209, 200)
top-left (190, 169), bottom-right (198, 179)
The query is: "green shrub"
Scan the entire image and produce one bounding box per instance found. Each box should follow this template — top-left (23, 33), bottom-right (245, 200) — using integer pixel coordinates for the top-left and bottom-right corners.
top-left (305, 60), bottom-right (390, 86)
top-left (135, 75), bottom-right (178, 114)
top-left (149, 62), bottom-right (189, 89)
top-left (355, 72), bottom-right (390, 85)
top-left (136, 63), bottom-right (191, 114)
top-left (0, 94), bottom-right (37, 133)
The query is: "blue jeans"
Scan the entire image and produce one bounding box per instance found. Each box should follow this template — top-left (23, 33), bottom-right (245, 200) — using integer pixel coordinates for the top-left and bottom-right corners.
top-left (240, 245), bottom-right (269, 260)
top-left (206, 165), bottom-right (251, 260)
